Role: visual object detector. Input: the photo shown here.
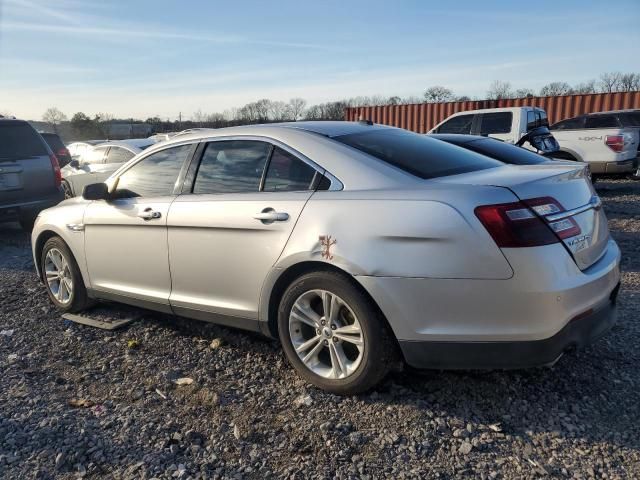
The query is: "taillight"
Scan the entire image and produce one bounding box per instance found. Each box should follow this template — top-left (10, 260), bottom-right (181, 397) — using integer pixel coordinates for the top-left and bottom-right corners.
top-left (475, 196), bottom-right (581, 247)
top-left (605, 135), bottom-right (624, 153)
top-left (49, 154), bottom-right (62, 187)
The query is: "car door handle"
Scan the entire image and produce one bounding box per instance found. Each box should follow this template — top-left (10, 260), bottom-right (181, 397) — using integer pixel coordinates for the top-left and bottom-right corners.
top-left (138, 208), bottom-right (162, 220)
top-left (253, 210), bottom-right (289, 223)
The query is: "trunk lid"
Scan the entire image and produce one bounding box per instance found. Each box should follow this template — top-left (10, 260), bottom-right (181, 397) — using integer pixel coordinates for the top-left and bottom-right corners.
top-left (436, 164), bottom-right (609, 270)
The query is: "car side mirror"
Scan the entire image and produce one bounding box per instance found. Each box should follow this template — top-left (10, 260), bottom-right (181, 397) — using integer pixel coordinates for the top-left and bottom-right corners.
top-left (83, 183), bottom-right (109, 200)
top-left (69, 160), bottom-right (80, 168)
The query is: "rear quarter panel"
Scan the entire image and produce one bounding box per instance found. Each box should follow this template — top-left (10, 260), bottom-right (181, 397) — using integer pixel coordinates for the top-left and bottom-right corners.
top-left (274, 186), bottom-right (516, 279)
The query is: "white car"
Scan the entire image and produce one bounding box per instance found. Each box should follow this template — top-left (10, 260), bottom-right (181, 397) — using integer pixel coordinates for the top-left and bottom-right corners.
top-left (61, 139), bottom-right (156, 198)
top-left (32, 122), bottom-right (620, 394)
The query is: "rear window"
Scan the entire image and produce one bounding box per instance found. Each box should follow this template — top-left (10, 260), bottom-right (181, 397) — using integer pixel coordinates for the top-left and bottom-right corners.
top-left (459, 138), bottom-right (547, 165)
top-left (333, 129), bottom-right (502, 179)
top-left (585, 115), bottom-right (620, 129)
top-left (551, 117), bottom-right (585, 130)
top-left (437, 114), bottom-right (473, 134)
top-left (41, 133), bottom-right (65, 152)
top-left (480, 112), bottom-right (512, 135)
top-left (0, 122), bottom-right (48, 159)
top-left (620, 112), bottom-right (640, 127)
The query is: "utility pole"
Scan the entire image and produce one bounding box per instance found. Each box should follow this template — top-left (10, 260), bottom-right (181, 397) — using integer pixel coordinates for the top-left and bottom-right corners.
top-left (178, 112), bottom-right (182, 130)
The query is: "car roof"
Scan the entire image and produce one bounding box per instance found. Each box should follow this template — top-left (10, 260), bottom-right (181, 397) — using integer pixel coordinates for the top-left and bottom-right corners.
top-left (0, 118), bottom-right (29, 126)
top-left (145, 121), bottom-right (394, 149)
top-left (93, 139), bottom-right (155, 151)
top-left (444, 106), bottom-right (543, 116)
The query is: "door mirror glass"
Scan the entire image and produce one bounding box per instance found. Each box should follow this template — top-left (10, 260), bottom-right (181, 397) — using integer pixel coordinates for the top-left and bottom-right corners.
top-left (83, 182), bottom-right (109, 200)
top-left (69, 160), bottom-right (80, 168)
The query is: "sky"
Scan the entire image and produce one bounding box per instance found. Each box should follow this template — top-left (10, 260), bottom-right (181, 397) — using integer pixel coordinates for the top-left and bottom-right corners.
top-left (0, 0), bottom-right (639, 121)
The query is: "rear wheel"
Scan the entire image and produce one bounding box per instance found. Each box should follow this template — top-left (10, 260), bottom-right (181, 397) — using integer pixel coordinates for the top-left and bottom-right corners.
top-left (61, 180), bottom-right (73, 199)
top-left (41, 236), bottom-right (91, 313)
top-left (278, 271), bottom-right (394, 395)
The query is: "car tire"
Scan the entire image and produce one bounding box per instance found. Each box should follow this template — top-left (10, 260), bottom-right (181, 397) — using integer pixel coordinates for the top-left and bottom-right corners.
top-left (41, 236), bottom-right (91, 313)
top-left (62, 180), bottom-right (74, 199)
top-left (278, 270), bottom-right (395, 395)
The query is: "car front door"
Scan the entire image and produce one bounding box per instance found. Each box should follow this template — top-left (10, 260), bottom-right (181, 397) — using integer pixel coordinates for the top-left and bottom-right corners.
top-left (477, 112), bottom-right (514, 143)
top-left (167, 139), bottom-right (322, 324)
top-left (83, 143), bottom-right (194, 310)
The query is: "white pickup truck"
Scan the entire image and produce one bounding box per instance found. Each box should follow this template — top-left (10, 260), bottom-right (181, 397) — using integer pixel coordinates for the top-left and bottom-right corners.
top-left (429, 106), bottom-right (551, 146)
top-left (550, 110), bottom-right (639, 175)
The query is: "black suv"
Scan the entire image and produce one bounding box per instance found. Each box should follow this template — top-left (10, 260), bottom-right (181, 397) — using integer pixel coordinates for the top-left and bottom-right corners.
top-left (0, 118), bottom-right (64, 230)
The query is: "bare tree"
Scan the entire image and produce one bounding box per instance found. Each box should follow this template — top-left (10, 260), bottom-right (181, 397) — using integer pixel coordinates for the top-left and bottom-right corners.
top-left (42, 107), bottom-right (67, 133)
top-left (269, 101), bottom-right (290, 121)
top-left (514, 88), bottom-right (535, 98)
top-left (191, 109), bottom-right (207, 126)
top-left (572, 80), bottom-right (597, 94)
top-left (424, 86), bottom-right (453, 103)
top-left (539, 82), bottom-right (572, 97)
top-left (486, 81), bottom-right (513, 100)
top-left (599, 72), bottom-right (622, 93)
top-left (455, 95), bottom-right (472, 102)
top-left (387, 96), bottom-right (402, 105)
top-left (287, 98), bottom-right (307, 120)
top-left (619, 73), bottom-right (640, 92)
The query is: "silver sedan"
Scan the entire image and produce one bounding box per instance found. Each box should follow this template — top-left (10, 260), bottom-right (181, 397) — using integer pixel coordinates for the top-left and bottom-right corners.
top-left (31, 122), bottom-right (621, 394)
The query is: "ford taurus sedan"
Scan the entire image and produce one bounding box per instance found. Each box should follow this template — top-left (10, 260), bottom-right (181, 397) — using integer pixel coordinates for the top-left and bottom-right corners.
top-left (31, 121), bottom-right (621, 394)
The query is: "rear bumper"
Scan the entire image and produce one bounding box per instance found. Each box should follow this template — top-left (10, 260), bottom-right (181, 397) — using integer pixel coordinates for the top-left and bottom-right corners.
top-left (399, 285), bottom-right (618, 369)
top-left (0, 190), bottom-right (64, 221)
top-left (590, 158), bottom-right (637, 174)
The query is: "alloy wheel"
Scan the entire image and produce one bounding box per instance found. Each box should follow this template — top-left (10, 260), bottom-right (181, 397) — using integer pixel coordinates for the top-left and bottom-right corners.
top-left (289, 289), bottom-right (364, 379)
top-left (44, 248), bottom-right (73, 305)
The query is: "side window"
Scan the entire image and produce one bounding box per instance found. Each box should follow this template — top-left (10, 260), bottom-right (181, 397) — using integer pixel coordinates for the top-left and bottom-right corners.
top-left (479, 112), bottom-right (512, 135)
top-left (584, 115), bottom-right (620, 129)
top-left (193, 140), bottom-right (271, 194)
top-left (116, 144), bottom-right (191, 197)
top-left (263, 147), bottom-right (317, 192)
top-left (106, 147), bottom-right (135, 164)
top-left (437, 115), bottom-right (473, 134)
top-left (83, 146), bottom-right (108, 164)
top-left (527, 111), bottom-right (536, 131)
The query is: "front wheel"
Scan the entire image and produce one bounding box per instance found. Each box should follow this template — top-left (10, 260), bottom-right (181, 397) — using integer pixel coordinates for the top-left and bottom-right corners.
top-left (278, 271), bottom-right (395, 395)
top-left (61, 180), bottom-right (74, 199)
top-left (41, 236), bottom-right (91, 312)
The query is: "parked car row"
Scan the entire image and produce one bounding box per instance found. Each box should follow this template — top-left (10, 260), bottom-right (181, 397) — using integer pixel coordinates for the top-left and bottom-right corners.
top-left (430, 107), bottom-right (640, 177)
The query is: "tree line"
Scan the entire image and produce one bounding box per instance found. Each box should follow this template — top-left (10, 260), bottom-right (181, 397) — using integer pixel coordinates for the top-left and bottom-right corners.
top-left (40, 71), bottom-right (639, 140)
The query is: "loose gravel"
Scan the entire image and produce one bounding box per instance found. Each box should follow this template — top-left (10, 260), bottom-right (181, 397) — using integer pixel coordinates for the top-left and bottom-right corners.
top-left (1, 179), bottom-right (639, 479)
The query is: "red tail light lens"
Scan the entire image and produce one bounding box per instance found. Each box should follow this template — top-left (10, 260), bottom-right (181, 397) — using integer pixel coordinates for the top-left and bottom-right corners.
top-left (605, 135), bottom-right (624, 153)
top-left (475, 196), bottom-right (581, 247)
top-left (49, 154), bottom-right (62, 187)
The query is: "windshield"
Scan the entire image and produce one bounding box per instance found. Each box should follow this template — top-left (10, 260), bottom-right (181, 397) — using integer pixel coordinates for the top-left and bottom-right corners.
top-left (333, 129), bottom-right (503, 179)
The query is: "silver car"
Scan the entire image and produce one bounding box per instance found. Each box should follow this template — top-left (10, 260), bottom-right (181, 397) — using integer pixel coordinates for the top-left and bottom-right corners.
top-left (32, 122), bottom-right (621, 394)
top-left (61, 139), bottom-right (157, 198)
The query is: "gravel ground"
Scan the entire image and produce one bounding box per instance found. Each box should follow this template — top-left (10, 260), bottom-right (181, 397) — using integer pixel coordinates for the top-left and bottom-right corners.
top-left (1, 179), bottom-right (639, 480)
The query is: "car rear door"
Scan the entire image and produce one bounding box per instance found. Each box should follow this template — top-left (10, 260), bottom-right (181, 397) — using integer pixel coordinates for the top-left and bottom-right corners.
top-left (167, 139), bottom-right (321, 323)
top-left (83, 143), bottom-right (194, 308)
top-left (0, 121), bottom-right (57, 208)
